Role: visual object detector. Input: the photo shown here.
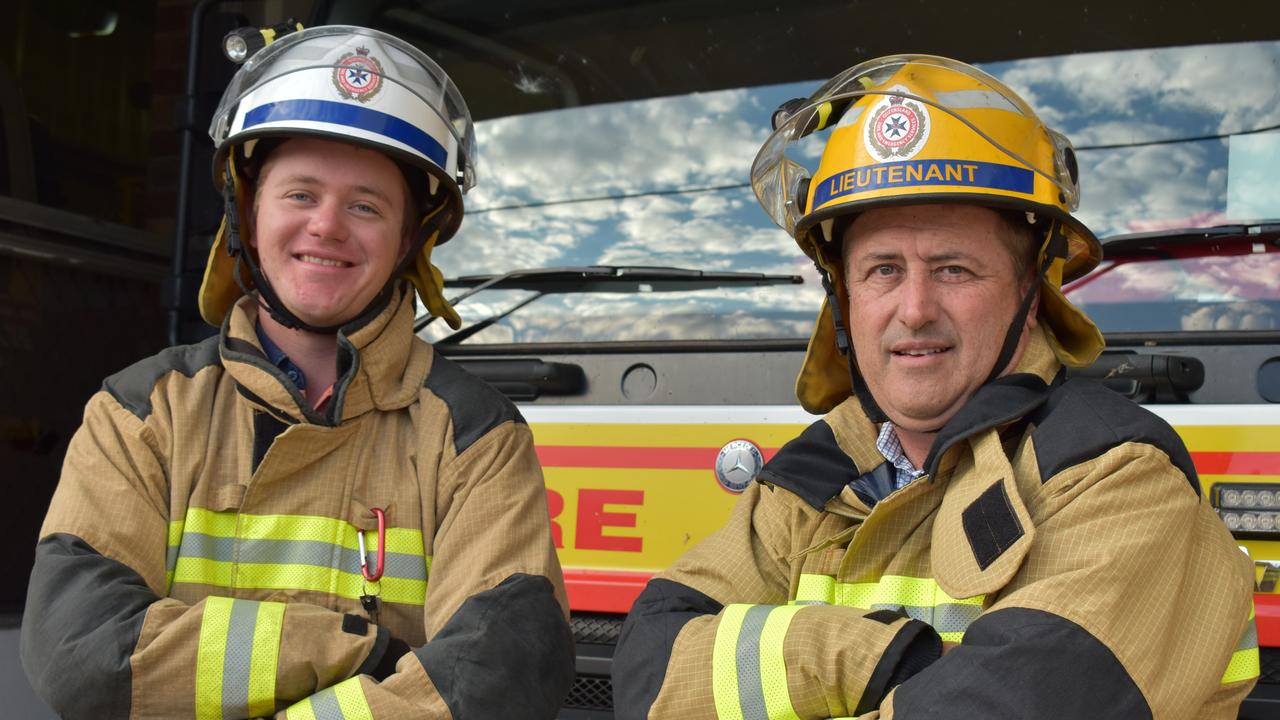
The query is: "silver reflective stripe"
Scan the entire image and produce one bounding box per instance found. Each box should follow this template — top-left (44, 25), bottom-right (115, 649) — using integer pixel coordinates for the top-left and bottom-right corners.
top-left (870, 602), bottom-right (982, 633)
top-left (221, 599), bottom-right (260, 718)
top-left (1239, 620), bottom-right (1259, 651)
top-left (933, 89), bottom-right (1023, 113)
top-left (178, 532), bottom-right (427, 581)
top-left (309, 687), bottom-right (347, 720)
top-left (833, 105), bottom-right (866, 130)
top-left (735, 605), bottom-right (773, 720)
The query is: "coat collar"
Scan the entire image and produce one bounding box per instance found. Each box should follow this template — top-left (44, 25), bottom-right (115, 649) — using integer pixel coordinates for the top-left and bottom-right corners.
top-left (219, 284), bottom-right (432, 425)
top-left (822, 325), bottom-right (1063, 510)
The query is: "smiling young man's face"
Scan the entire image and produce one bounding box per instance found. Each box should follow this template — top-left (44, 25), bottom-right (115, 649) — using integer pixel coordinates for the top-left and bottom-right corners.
top-left (842, 203), bottom-right (1037, 433)
top-left (249, 136), bottom-right (412, 328)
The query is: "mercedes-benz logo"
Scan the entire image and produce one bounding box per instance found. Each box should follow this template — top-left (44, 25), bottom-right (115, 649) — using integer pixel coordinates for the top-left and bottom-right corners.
top-left (715, 439), bottom-right (764, 493)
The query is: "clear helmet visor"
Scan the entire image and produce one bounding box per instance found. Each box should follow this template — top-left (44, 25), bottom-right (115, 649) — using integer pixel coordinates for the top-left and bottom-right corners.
top-left (209, 25), bottom-right (477, 193)
top-left (750, 54), bottom-right (1082, 237)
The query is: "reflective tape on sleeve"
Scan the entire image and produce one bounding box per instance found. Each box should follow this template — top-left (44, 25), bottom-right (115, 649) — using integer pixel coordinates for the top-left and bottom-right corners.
top-left (758, 605), bottom-right (804, 720)
top-left (712, 604), bottom-right (805, 720)
top-left (713, 605), bottom-right (751, 720)
top-left (196, 596), bottom-right (285, 720)
top-left (166, 518), bottom-right (185, 593)
top-left (285, 677), bottom-right (374, 720)
top-left (1222, 608), bottom-right (1260, 685)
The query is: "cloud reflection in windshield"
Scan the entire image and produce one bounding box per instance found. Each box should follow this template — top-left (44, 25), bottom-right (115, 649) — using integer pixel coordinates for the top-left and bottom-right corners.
top-left (427, 41), bottom-right (1280, 343)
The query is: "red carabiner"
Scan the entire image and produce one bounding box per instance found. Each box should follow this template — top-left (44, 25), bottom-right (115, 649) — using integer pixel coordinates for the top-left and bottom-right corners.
top-left (358, 507), bottom-right (386, 582)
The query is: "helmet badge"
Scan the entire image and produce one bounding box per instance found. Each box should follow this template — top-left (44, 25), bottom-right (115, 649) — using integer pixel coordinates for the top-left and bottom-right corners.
top-left (333, 47), bottom-right (384, 103)
top-left (865, 88), bottom-right (930, 162)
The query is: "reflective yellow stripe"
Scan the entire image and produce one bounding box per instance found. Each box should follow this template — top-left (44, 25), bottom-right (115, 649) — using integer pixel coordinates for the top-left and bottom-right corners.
top-left (170, 508), bottom-right (429, 604)
top-left (838, 576), bottom-right (983, 609)
top-left (1222, 607), bottom-right (1260, 685)
top-left (166, 519), bottom-right (186, 592)
top-left (331, 677), bottom-right (375, 720)
top-left (195, 597), bottom-right (286, 720)
top-left (176, 557), bottom-right (235, 587)
top-left (1222, 647), bottom-right (1261, 684)
top-left (195, 597), bottom-right (233, 720)
top-left (712, 604), bottom-right (751, 720)
top-left (285, 698), bottom-right (317, 720)
top-left (794, 574), bottom-right (983, 643)
top-left (286, 678), bottom-right (373, 720)
top-left (793, 574), bottom-right (835, 604)
top-left (815, 102), bottom-right (833, 131)
top-left (758, 606), bottom-right (804, 720)
top-left (183, 508), bottom-right (424, 554)
top-left (248, 601), bottom-right (285, 717)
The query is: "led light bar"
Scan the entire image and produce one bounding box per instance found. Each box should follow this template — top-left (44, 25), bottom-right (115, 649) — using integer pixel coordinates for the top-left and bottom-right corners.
top-left (1213, 482), bottom-right (1280, 537)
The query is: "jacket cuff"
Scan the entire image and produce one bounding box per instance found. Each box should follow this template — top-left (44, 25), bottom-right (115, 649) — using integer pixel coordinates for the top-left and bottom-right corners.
top-left (352, 618), bottom-right (392, 678)
top-left (856, 614), bottom-right (943, 714)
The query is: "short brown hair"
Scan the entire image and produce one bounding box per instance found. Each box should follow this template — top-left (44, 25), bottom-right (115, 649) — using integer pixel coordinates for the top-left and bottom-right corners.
top-left (995, 210), bottom-right (1040, 285)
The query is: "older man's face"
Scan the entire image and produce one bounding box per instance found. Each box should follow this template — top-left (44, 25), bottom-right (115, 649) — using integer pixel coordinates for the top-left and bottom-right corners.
top-left (842, 204), bottom-right (1036, 433)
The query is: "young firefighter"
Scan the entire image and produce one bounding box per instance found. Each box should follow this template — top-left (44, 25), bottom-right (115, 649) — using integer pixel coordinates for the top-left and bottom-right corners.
top-left (21, 24), bottom-right (573, 719)
top-left (613, 55), bottom-right (1259, 719)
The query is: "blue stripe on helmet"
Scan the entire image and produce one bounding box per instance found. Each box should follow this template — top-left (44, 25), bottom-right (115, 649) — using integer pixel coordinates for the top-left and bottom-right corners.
top-left (812, 159), bottom-right (1035, 209)
top-left (242, 99), bottom-right (448, 169)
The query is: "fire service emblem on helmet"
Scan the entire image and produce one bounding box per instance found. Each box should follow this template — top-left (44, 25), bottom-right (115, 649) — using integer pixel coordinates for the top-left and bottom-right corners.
top-left (333, 47), bottom-right (384, 103)
top-left (865, 89), bottom-right (930, 162)
top-left (715, 439), bottom-right (765, 494)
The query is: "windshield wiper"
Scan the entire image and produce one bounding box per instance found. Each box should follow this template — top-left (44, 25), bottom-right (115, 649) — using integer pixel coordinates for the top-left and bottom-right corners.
top-left (418, 265), bottom-right (804, 337)
top-left (1101, 222), bottom-right (1280, 253)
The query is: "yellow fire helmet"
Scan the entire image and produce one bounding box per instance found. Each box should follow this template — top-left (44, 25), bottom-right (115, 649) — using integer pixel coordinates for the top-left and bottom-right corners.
top-left (751, 54), bottom-right (1105, 415)
top-left (201, 24), bottom-right (474, 331)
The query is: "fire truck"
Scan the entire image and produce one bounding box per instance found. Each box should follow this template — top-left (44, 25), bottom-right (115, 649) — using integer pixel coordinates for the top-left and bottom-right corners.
top-left (3, 1), bottom-right (1278, 718)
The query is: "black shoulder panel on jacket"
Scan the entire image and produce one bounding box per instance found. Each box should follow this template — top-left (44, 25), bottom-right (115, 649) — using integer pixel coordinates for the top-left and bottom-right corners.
top-left (1029, 378), bottom-right (1199, 493)
top-left (424, 352), bottom-right (526, 455)
top-left (102, 335), bottom-right (222, 420)
top-left (20, 533), bottom-right (156, 719)
top-left (755, 419), bottom-right (861, 511)
top-left (414, 573), bottom-right (574, 720)
top-left (613, 578), bottom-right (724, 720)
top-left (891, 607), bottom-right (1151, 719)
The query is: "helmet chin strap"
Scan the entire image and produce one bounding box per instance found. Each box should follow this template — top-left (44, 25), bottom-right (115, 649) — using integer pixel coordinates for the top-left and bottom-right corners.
top-left (220, 163), bottom-right (451, 335)
top-left (981, 219), bottom-right (1068, 386)
top-left (817, 263), bottom-right (890, 424)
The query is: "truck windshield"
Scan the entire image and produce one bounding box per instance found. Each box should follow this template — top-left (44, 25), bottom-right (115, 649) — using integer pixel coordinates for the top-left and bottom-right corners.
top-left (1064, 228), bottom-right (1280, 334)
top-left (418, 39), bottom-right (1280, 345)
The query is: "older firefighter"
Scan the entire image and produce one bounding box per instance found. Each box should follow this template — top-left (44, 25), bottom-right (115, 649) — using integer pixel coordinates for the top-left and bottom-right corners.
top-left (613, 55), bottom-right (1258, 719)
top-left (21, 25), bottom-right (572, 719)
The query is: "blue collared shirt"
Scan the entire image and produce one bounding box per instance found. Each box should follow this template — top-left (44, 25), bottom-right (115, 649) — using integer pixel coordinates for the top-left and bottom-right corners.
top-left (876, 421), bottom-right (926, 491)
top-left (255, 322), bottom-right (308, 391)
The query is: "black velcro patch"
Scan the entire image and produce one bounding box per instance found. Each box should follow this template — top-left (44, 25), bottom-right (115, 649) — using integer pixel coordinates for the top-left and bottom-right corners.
top-left (864, 608), bottom-right (908, 625)
top-left (342, 613), bottom-right (369, 636)
top-left (961, 480), bottom-right (1025, 571)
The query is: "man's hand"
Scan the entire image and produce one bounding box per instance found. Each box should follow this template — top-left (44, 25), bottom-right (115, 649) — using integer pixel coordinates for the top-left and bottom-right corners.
top-left (942, 641), bottom-right (960, 655)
